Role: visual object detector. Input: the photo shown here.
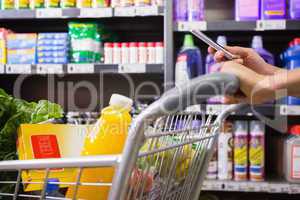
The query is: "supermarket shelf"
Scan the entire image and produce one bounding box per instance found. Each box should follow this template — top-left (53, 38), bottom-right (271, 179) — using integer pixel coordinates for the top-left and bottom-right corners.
top-left (186, 104), bottom-right (300, 116)
top-left (0, 63), bottom-right (164, 74)
top-left (175, 20), bottom-right (300, 32)
top-left (202, 180), bottom-right (300, 194)
top-left (0, 6), bottom-right (163, 19)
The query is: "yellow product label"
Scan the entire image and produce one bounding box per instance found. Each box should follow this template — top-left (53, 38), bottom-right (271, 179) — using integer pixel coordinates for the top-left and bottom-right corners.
top-left (76, 0), bottom-right (91, 7)
top-left (7, 33), bottom-right (37, 40)
top-left (15, 0), bottom-right (30, 8)
top-left (45, 0), bottom-right (59, 7)
top-left (29, 0), bottom-right (44, 8)
top-left (250, 146), bottom-right (263, 165)
top-left (8, 49), bottom-right (35, 55)
top-left (0, 40), bottom-right (6, 64)
top-left (61, 0), bottom-right (75, 7)
top-left (234, 146), bottom-right (247, 165)
top-left (265, 11), bottom-right (284, 16)
top-left (1, 0), bottom-right (14, 9)
top-left (17, 124), bottom-right (90, 191)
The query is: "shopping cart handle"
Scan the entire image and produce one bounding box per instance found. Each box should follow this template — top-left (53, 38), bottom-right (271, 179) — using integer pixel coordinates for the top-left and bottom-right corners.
top-left (159, 72), bottom-right (240, 113)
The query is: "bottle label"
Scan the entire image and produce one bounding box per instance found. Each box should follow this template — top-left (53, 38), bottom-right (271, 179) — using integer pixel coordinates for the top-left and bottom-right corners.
top-left (291, 145), bottom-right (300, 179)
top-left (250, 135), bottom-right (264, 166)
top-left (237, 0), bottom-right (260, 18)
top-left (234, 135), bottom-right (248, 165)
top-left (263, 0), bottom-right (286, 16)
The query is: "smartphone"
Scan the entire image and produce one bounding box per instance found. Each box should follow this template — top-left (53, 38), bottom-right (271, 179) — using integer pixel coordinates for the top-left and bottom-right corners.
top-left (191, 30), bottom-right (240, 60)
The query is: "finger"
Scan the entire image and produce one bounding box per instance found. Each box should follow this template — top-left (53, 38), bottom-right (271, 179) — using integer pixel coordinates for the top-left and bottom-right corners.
top-left (233, 58), bottom-right (244, 64)
top-left (214, 51), bottom-right (226, 62)
top-left (208, 46), bottom-right (216, 54)
top-left (225, 46), bottom-right (250, 58)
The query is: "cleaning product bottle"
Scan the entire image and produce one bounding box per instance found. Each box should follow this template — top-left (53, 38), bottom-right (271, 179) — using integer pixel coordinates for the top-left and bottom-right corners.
top-left (235, 0), bottom-right (260, 21)
top-left (261, 0), bottom-right (286, 20)
top-left (290, 0), bottom-right (300, 20)
top-left (66, 94), bottom-right (133, 200)
top-left (175, 34), bottom-right (202, 86)
top-left (249, 121), bottom-right (265, 182)
top-left (233, 121), bottom-right (248, 181)
top-left (205, 36), bottom-right (227, 74)
top-left (206, 36), bottom-right (227, 104)
top-left (251, 36), bottom-right (274, 65)
top-left (187, 0), bottom-right (205, 21)
top-left (173, 0), bottom-right (188, 21)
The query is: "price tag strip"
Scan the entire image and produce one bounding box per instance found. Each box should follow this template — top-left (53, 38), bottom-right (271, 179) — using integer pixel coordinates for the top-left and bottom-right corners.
top-left (6, 64), bottom-right (32, 74)
top-left (119, 64), bottom-right (146, 73)
top-left (36, 8), bottom-right (63, 18)
top-left (80, 8), bottom-right (113, 18)
top-left (135, 6), bottom-right (160, 16)
top-left (256, 20), bottom-right (286, 31)
top-left (0, 64), bottom-right (4, 74)
top-left (206, 104), bottom-right (230, 115)
top-left (114, 7), bottom-right (136, 17)
top-left (36, 64), bottom-right (64, 74)
top-left (176, 21), bottom-right (207, 32)
top-left (68, 64), bottom-right (94, 74)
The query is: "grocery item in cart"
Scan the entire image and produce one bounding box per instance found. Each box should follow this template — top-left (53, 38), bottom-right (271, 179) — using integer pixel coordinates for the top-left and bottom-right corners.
top-left (261, 0), bottom-right (286, 20)
top-left (17, 124), bottom-right (88, 191)
top-left (283, 125), bottom-right (300, 183)
top-left (66, 94), bottom-right (133, 200)
top-left (249, 121), bottom-right (265, 182)
top-left (218, 121), bottom-right (233, 180)
top-left (233, 121), bottom-right (249, 181)
top-left (235, 0), bottom-right (260, 21)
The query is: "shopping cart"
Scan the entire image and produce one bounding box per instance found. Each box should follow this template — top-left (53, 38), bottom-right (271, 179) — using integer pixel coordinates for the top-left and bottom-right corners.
top-left (0, 73), bottom-right (244, 200)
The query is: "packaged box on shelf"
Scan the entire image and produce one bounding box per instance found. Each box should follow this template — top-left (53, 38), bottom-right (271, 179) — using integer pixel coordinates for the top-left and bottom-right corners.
top-left (7, 33), bottom-right (37, 49)
top-left (15, 0), bottom-right (30, 9)
top-left (0, 40), bottom-right (6, 64)
top-left (37, 45), bottom-right (69, 51)
top-left (17, 124), bottom-right (90, 191)
top-left (1, 0), bottom-right (14, 9)
top-left (37, 38), bottom-right (69, 46)
top-left (38, 57), bottom-right (68, 64)
top-left (38, 33), bottom-right (69, 40)
top-left (38, 50), bottom-right (68, 58)
top-left (7, 48), bottom-right (36, 64)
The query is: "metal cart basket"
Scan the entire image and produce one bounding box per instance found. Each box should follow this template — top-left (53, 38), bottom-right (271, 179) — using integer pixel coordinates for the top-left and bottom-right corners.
top-left (0, 73), bottom-right (243, 200)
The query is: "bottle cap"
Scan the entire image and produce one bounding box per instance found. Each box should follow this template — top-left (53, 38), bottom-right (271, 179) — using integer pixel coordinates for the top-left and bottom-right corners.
top-left (147, 42), bottom-right (155, 47)
top-left (155, 42), bottom-right (164, 47)
top-left (104, 42), bottom-right (113, 48)
top-left (183, 34), bottom-right (195, 47)
top-left (46, 178), bottom-right (60, 193)
top-left (109, 94), bottom-right (133, 110)
top-left (113, 42), bottom-right (122, 48)
top-left (129, 42), bottom-right (138, 47)
top-left (251, 36), bottom-right (263, 49)
top-left (138, 42), bottom-right (147, 47)
top-left (121, 42), bottom-right (129, 47)
top-left (217, 36), bottom-right (227, 46)
top-left (289, 125), bottom-right (300, 136)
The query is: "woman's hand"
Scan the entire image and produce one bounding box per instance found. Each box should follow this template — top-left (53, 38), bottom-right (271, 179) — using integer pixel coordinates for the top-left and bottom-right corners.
top-left (208, 46), bottom-right (279, 75)
top-left (220, 61), bottom-right (275, 104)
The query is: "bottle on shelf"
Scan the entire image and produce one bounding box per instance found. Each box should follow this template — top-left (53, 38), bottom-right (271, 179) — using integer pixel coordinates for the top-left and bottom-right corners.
top-left (249, 121), bottom-right (265, 182)
top-left (173, 0), bottom-right (188, 21)
top-left (284, 125), bottom-right (300, 184)
top-left (235, 0), bottom-right (260, 21)
top-left (121, 42), bottom-right (130, 64)
top-left (175, 34), bottom-right (202, 86)
top-left (187, 0), bottom-right (205, 21)
top-left (261, 0), bottom-right (286, 20)
top-left (290, 0), bottom-right (300, 20)
top-left (104, 42), bottom-right (113, 64)
top-left (155, 42), bottom-right (164, 64)
top-left (251, 36), bottom-right (274, 65)
top-left (233, 121), bottom-right (249, 181)
top-left (66, 94), bottom-right (133, 200)
top-left (129, 42), bottom-right (138, 64)
top-left (138, 42), bottom-right (147, 64)
top-left (113, 42), bottom-right (122, 64)
top-left (147, 42), bottom-right (156, 64)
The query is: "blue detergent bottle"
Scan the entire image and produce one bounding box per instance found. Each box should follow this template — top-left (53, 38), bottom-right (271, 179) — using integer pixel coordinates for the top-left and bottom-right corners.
top-left (281, 38), bottom-right (300, 105)
top-left (45, 178), bottom-right (64, 199)
top-left (175, 34), bottom-right (203, 86)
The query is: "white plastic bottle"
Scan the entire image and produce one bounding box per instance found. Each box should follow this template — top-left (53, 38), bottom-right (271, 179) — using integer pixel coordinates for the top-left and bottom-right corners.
top-left (104, 42), bottom-right (113, 64)
top-left (233, 121), bottom-right (249, 181)
top-left (249, 121), bottom-right (265, 182)
top-left (138, 42), bottom-right (147, 64)
top-left (155, 42), bottom-right (164, 64)
top-left (113, 42), bottom-right (121, 64)
top-left (284, 125), bottom-right (300, 183)
top-left (121, 42), bottom-right (130, 64)
top-left (218, 121), bottom-right (233, 180)
top-left (147, 42), bottom-right (156, 64)
top-left (129, 42), bottom-right (138, 64)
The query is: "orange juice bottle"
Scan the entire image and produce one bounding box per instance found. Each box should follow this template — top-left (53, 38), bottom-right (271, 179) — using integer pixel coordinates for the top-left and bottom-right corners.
top-left (67, 94), bottom-right (133, 200)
